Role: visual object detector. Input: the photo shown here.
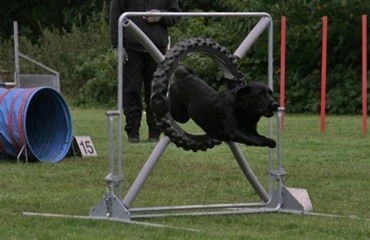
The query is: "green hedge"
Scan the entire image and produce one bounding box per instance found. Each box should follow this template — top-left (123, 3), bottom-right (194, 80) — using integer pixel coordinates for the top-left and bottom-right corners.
top-left (0, 0), bottom-right (369, 113)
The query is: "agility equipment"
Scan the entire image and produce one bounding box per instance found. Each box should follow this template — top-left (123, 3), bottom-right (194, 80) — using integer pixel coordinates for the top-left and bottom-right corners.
top-left (0, 22), bottom-right (60, 91)
top-left (23, 12), bottom-right (311, 225)
top-left (0, 87), bottom-right (72, 162)
top-left (0, 22), bottom-right (72, 163)
top-left (89, 11), bottom-right (311, 220)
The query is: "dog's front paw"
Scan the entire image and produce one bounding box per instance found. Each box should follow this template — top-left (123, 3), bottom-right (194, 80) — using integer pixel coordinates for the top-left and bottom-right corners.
top-left (267, 139), bottom-right (276, 148)
top-left (260, 137), bottom-right (276, 148)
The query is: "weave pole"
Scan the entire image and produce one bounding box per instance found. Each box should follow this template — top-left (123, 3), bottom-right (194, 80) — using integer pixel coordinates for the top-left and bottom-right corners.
top-left (280, 16), bottom-right (286, 131)
top-left (320, 16), bottom-right (328, 133)
top-left (362, 15), bottom-right (368, 133)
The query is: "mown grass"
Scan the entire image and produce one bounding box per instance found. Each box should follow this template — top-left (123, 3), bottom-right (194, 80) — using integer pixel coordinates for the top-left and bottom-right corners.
top-left (1, 108), bottom-right (369, 240)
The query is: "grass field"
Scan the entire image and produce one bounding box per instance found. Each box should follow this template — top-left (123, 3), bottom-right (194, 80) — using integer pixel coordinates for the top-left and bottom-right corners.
top-left (1, 108), bottom-right (370, 240)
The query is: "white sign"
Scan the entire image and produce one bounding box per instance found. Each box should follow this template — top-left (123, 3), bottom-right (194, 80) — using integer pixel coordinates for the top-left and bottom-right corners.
top-left (73, 136), bottom-right (97, 157)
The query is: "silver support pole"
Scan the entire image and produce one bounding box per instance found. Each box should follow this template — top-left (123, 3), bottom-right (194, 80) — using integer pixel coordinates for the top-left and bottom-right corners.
top-left (266, 107), bottom-right (286, 209)
top-left (226, 142), bottom-right (270, 202)
top-left (117, 15), bottom-right (125, 194)
top-left (267, 16), bottom-right (274, 91)
top-left (18, 53), bottom-right (59, 75)
top-left (121, 12), bottom-right (272, 22)
top-left (267, 18), bottom-right (275, 192)
top-left (122, 136), bottom-right (172, 208)
top-left (13, 21), bottom-right (20, 87)
top-left (105, 110), bottom-right (123, 199)
top-left (12, 21), bottom-right (59, 87)
top-left (275, 108), bottom-right (284, 206)
top-left (132, 207), bottom-right (279, 219)
top-left (106, 112), bottom-right (116, 177)
top-left (234, 17), bottom-right (271, 59)
top-left (131, 202), bottom-right (268, 213)
top-left (122, 19), bottom-right (165, 64)
top-left (277, 108), bottom-right (285, 170)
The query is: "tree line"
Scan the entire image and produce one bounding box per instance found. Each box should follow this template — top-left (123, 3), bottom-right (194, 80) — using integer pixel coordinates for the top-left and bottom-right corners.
top-left (0, 0), bottom-right (369, 114)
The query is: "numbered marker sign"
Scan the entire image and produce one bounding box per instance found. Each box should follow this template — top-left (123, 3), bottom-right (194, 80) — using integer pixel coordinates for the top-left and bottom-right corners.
top-left (74, 136), bottom-right (97, 157)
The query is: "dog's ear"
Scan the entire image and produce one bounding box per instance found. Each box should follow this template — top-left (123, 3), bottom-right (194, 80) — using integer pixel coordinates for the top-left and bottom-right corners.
top-left (236, 85), bottom-right (251, 97)
top-left (235, 85), bottom-right (251, 107)
top-left (175, 66), bottom-right (194, 80)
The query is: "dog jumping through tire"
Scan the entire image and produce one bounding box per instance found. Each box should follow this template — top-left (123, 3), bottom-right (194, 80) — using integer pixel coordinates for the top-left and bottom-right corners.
top-left (168, 66), bottom-right (279, 148)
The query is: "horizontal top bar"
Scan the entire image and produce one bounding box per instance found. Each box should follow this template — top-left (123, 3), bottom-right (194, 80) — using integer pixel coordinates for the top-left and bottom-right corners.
top-left (120, 11), bottom-right (272, 20)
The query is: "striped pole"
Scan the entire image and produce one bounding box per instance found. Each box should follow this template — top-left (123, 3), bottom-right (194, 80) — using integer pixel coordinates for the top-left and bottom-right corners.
top-left (362, 15), bottom-right (368, 133)
top-left (320, 16), bottom-right (328, 133)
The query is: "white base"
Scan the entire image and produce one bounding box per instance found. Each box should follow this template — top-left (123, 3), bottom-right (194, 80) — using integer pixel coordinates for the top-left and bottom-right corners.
top-left (286, 187), bottom-right (313, 212)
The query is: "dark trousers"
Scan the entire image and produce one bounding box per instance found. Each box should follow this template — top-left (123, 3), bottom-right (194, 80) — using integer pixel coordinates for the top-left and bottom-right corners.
top-left (122, 49), bottom-right (162, 138)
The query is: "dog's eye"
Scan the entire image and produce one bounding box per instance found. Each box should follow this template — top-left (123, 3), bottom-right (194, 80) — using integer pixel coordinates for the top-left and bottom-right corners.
top-left (259, 89), bottom-right (272, 97)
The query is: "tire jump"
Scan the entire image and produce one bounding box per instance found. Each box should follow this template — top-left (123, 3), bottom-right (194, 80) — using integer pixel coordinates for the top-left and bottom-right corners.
top-left (151, 38), bottom-right (245, 152)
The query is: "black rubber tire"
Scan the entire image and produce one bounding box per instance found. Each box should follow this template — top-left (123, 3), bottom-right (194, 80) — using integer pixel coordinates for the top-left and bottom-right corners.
top-left (151, 38), bottom-right (245, 152)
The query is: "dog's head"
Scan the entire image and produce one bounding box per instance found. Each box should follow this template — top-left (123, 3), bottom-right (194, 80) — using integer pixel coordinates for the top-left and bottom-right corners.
top-left (235, 82), bottom-right (278, 118)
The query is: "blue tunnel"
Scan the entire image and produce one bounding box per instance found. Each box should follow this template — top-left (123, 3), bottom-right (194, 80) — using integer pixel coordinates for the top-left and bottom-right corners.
top-left (0, 87), bottom-right (73, 163)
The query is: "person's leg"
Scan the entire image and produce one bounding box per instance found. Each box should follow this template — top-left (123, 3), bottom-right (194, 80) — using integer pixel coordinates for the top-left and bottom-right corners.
top-left (143, 51), bottom-right (162, 141)
top-left (123, 50), bottom-right (144, 142)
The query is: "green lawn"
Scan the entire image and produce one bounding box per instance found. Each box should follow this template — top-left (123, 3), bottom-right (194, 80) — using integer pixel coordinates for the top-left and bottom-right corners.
top-left (1, 108), bottom-right (369, 240)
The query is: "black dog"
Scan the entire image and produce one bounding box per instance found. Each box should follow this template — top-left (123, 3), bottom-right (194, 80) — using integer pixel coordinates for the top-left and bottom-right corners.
top-left (168, 66), bottom-right (278, 148)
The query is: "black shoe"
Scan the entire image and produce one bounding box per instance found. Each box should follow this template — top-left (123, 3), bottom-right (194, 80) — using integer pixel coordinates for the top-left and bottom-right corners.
top-left (148, 137), bottom-right (159, 142)
top-left (128, 133), bottom-right (140, 143)
top-left (148, 131), bottom-right (160, 142)
top-left (128, 137), bottom-right (140, 143)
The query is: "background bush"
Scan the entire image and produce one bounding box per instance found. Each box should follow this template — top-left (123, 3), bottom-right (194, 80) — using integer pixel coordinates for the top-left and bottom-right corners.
top-left (0, 0), bottom-right (369, 113)
top-left (0, 3), bottom-right (116, 107)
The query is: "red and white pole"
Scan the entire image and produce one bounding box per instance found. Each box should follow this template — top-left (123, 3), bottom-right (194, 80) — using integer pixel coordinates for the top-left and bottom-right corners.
top-left (320, 16), bottom-right (328, 133)
top-left (362, 15), bottom-right (368, 133)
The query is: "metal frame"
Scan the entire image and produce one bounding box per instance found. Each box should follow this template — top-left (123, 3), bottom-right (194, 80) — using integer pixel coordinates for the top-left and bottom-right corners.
top-left (22, 12), bottom-right (311, 226)
top-left (5, 21), bottom-right (60, 91)
top-left (90, 12), bottom-right (308, 221)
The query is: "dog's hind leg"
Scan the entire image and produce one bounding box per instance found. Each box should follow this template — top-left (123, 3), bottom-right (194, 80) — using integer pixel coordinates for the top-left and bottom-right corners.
top-left (168, 84), bottom-right (190, 123)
